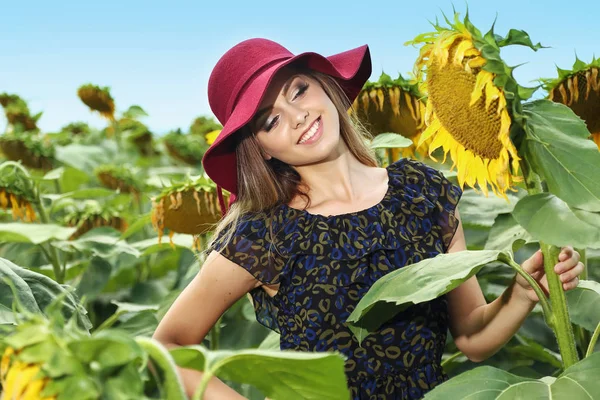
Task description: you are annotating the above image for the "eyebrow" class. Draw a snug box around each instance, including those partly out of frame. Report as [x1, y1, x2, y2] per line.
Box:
[253, 75, 298, 124]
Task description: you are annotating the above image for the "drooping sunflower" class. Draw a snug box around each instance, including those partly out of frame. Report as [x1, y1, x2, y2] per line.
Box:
[77, 83, 116, 120]
[62, 200, 128, 240]
[151, 176, 226, 251]
[95, 164, 145, 201]
[0, 94, 41, 132]
[407, 13, 542, 199]
[543, 57, 600, 149]
[0, 166, 37, 222]
[0, 131, 55, 170]
[351, 72, 429, 160]
[163, 129, 208, 165]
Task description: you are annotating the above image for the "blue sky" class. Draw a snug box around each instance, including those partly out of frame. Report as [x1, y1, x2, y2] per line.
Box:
[1, 0, 598, 135]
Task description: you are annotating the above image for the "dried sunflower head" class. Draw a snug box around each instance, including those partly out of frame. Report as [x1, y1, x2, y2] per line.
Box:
[163, 129, 207, 165]
[543, 57, 600, 149]
[94, 164, 145, 200]
[151, 175, 226, 249]
[77, 83, 115, 120]
[0, 95, 41, 132]
[0, 131, 55, 170]
[407, 12, 542, 199]
[351, 72, 428, 160]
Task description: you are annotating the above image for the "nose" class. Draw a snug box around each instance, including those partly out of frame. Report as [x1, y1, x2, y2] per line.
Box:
[294, 109, 309, 130]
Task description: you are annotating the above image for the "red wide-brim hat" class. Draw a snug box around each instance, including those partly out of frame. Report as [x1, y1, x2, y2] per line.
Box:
[202, 38, 372, 215]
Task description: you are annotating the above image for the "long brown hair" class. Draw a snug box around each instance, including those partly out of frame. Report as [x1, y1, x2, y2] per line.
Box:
[203, 68, 377, 256]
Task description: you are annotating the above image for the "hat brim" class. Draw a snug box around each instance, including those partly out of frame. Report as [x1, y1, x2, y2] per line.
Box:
[203, 44, 372, 195]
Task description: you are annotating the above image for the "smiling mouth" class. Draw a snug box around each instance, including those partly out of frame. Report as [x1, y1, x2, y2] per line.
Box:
[297, 117, 322, 144]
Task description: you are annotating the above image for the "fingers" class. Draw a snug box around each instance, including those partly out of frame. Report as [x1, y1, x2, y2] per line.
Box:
[558, 246, 579, 263]
[559, 261, 584, 284]
[563, 276, 579, 291]
[555, 247, 580, 273]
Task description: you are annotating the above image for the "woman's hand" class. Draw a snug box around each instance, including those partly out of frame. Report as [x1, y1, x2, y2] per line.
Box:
[515, 246, 584, 303]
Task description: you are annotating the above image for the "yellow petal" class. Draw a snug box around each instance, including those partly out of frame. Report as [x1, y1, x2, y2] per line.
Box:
[453, 39, 474, 66]
[377, 89, 384, 112]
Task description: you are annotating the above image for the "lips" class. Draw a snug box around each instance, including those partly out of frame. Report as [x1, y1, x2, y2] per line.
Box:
[297, 116, 321, 144]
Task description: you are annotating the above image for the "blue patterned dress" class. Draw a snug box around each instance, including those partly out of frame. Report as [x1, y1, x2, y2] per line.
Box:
[212, 158, 463, 399]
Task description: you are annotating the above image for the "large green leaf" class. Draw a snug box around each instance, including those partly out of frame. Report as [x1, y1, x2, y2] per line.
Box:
[523, 100, 600, 212]
[0, 223, 76, 244]
[54, 142, 116, 175]
[369, 133, 413, 149]
[423, 352, 600, 399]
[0, 257, 91, 330]
[566, 280, 600, 333]
[76, 257, 112, 300]
[456, 189, 524, 228]
[171, 345, 349, 400]
[52, 227, 141, 258]
[346, 250, 507, 342]
[484, 213, 534, 254]
[512, 193, 600, 249]
[130, 233, 194, 257]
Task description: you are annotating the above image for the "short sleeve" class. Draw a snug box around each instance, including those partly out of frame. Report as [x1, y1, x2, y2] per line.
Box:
[405, 159, 463, 253]
[209, 212, 286, 332]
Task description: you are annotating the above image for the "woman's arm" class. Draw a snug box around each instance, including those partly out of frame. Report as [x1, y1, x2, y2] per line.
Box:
[444, 208, 582, 362]
[153, 250, 261, 399]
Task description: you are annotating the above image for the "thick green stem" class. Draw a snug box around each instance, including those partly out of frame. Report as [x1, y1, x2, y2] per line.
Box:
[574, 247, 590, 356]
[34, 198, 64, 283]
[503, 256, 553, 323]
[136, 337, 187, 400]
[209, 317, 221, 350]
[193, 369, 214, 400]
[586, 321, 600, 358]
[520, 158, 579, 368]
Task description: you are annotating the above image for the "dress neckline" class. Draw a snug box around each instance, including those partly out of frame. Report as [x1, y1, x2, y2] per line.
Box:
[279, 162, 396, 220]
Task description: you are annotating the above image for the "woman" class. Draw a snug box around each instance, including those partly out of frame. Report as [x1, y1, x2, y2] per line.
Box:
[153, 38, 584, 399]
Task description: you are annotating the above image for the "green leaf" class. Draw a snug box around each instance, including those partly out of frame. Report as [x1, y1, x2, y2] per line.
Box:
[171, 345, 349, 400]
[76, 257, 112, 300]
[523, 100, 600, 212]
[42, 167, 65, 181]
[346, 250, 507, 342]
[484, 213, 534, 255]
[120, 212, 151, 240]
[52, 227, 141, 258]
[258, 331, 281, 351]
[512, 193, 600, 249]
[458, 189, 524, 228]
[423, 352, 600, 399]
[0, 223, 76, 244]
[496, 29, 545, 51]
[68, 330, 145, 370]
[0, 257, 91, 330]
[369, 133, 413, 149]
[121, 105, 148, 120]
[566, 280, 600, 333]
[130, 234, 195, 257]
[54, 142, 116, 175]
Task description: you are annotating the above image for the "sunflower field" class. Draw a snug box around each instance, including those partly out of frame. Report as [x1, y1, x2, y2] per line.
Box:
[1, 10, 600, 400]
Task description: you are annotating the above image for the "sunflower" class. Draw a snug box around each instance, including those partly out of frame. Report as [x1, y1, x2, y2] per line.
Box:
[95, 164, 145, 201]
[77, 83, 115, 120]
[543, 57, 600, 149]
[0, 187, 36, 222]
[0, 95, 40, 132]
[351, 72, 429, 161]
[163, 129, 207, 165]
[407, 13, 542, 199]
[0, 131, 55, 170]
[190, 116, 222, 136]
[1, 347, 55, 400]
[151, 177, 225, 250]
[205, 129, 221, 145]
[63, 200, 128, 240]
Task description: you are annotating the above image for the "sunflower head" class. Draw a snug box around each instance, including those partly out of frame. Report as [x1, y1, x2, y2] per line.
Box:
[0, 131, 55, 170]
[0, 164, 37, 222]
[151, 176, 226, 249]
[350, 72, 429, 160]
[1, 96, 41, 132]
[62, 200, 128, 240]
[77, 83, 115, 120]
[407, 11, 543, 199]
[163, 129, 207, 165]
[94, 164, 144, 199]
[61, 121, 91, 136]
[543, 57, 600, 149]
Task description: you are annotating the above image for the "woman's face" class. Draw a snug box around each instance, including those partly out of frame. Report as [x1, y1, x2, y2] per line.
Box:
[250, 68, 340, 166]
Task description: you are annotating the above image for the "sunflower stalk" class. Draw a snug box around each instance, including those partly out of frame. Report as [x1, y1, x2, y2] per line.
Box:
[520, 157, 579, 368]
[586, 321, 600, 358]
[111, 118, 122, 151]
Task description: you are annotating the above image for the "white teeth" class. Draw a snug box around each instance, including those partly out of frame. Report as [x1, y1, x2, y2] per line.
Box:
[298, 118, 320, 144]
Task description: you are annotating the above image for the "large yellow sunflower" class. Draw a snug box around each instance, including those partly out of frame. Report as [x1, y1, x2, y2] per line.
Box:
[407, 13, 542, 199]
[350, 72, 429, 160]
[544, 57, 600, 149]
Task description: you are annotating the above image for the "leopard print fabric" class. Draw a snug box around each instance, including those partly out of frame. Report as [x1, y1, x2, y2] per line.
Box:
[212, 158, 463, 399]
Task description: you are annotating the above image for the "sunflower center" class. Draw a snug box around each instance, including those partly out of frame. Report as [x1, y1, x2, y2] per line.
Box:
[427, 58, 504, 160]
[553, 69, 600, 135]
